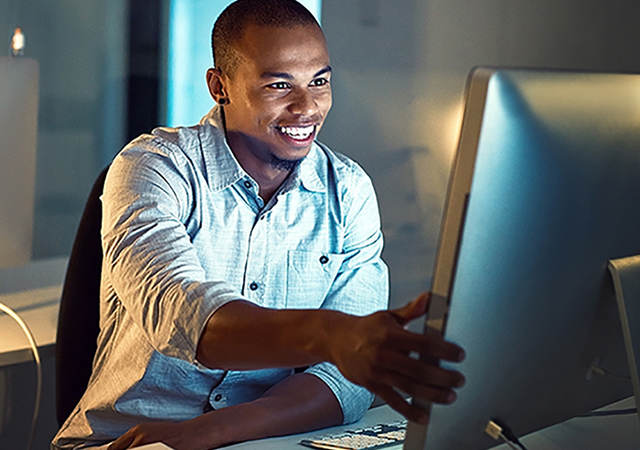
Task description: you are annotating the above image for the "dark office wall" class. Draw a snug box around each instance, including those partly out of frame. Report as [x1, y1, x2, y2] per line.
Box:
[127, 0, 162, 142]
[0, 2, 159, 446]
[0, 0, 162, 262]
[1, 3, 127, 445]
[0, 0, 129, 260]
[320, 0, 640, 309]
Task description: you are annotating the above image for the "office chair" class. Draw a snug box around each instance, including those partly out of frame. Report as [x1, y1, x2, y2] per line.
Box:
[55, 166, 109, 427]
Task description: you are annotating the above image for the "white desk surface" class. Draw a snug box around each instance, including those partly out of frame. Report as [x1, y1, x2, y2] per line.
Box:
[0, 286, 61, 366]
[0, 257, 67, 366]
[134, 397, 639, 450]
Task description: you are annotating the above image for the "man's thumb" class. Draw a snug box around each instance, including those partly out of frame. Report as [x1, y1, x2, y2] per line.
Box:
[390, 292, 430, 325]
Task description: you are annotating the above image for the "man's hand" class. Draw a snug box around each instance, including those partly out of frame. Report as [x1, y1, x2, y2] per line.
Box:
[330, 292, 465, 424]
[108, 420, 210, 450]
[195, 291, 463, 425]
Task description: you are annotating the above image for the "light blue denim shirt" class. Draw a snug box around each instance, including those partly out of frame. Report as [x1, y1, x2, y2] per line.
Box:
[52, 107, 389, 448]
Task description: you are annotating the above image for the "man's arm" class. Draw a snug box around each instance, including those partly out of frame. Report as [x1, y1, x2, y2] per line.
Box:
[110, 294, 464, 450]
[102, 146, 250, 363]
[197, 292, 464, 423]
[109, 373, 342, 450]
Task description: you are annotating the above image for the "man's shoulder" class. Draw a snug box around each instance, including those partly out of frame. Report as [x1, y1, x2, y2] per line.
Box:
[119, 124, 203, 163]
[111, 122, 218, 182]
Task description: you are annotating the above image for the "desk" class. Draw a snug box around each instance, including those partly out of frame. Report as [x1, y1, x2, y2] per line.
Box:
[135, 397, 639, 450]
[2, 257, 638, 449]
[0, 257, 67, 366]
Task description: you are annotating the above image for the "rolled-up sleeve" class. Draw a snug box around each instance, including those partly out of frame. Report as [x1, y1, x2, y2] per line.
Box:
[101, 138, 246, 363]
[305, 167, 389, 424]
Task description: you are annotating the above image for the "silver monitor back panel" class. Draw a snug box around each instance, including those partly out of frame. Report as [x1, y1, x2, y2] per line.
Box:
[406, 68, 640, 449]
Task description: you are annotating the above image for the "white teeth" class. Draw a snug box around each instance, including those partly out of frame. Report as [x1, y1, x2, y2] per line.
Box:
[279, 125, 314, 139]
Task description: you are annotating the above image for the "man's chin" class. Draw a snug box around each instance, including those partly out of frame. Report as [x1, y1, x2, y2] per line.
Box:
[269, 154, 304, 172]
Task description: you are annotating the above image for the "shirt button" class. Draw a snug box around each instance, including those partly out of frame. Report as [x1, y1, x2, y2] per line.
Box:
[244, 180, 252, 189]
[249, 282, 259, 291]
[214, 394, 223, 402]
[319, 255, 329, 264]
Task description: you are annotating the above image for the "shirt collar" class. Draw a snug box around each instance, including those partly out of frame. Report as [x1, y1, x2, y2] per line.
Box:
[198, 106, 326, 194]
[198, 107, 246, 191]
[290, 144, 325, 193]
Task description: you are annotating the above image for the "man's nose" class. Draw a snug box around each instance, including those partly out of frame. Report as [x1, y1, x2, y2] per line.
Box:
[287, 88, 318, 117]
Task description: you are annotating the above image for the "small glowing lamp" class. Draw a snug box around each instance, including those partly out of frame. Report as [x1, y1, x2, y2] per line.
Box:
[11, 27, 25, 56]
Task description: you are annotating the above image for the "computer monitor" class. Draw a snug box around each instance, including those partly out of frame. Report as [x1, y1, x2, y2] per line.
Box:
[404, 68, 640, 449]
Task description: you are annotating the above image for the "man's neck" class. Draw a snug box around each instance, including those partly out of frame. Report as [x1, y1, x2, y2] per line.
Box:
[225, 132, 291, 204]
[252, 168, 289, 204]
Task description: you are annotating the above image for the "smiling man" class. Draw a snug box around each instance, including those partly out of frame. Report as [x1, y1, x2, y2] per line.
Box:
[52, 1, 465, 449]
[209, 16, 332, 202]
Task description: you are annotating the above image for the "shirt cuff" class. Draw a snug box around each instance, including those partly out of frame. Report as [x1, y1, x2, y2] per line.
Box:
[304, 362, 374, 424]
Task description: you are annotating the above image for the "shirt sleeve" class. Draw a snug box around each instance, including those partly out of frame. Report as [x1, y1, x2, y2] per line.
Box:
[305, 166, 389, 424]
[101, 137, 247, 363]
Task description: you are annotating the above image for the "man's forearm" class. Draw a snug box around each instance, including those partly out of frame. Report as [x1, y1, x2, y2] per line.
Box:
[196, 300, 349, 370]
[111, 295, 465, 450]
[195, 294, 467, 426]
[190, 373, 343, 448]
[108, 373, 344, 450]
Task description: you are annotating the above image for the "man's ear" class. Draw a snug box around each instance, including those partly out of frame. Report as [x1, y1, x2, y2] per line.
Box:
[206, 68, 229, 105]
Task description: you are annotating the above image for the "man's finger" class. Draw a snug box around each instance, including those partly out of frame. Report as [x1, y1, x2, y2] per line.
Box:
[108, 433, 133, 450]
[373, 384, 429, 425]
[377, 369, 457, 405]
[391, 330, 465, 362]
[379, 350, 465, 389]
[389, 292, 430, 325]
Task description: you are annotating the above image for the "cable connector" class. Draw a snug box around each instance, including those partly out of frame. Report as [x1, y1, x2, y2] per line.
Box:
[484, 420, 503, 440]
[486, 418, 527, 450]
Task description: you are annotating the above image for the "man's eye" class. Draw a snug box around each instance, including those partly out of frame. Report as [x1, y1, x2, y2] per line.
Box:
[268, 82, 290, 90]
[310, 78, 329, 87]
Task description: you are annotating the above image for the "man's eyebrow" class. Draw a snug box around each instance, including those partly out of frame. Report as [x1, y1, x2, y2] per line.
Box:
[313, 66, 332, 77]
[260, 65, 332, 80]
[260, 71, 294, 80]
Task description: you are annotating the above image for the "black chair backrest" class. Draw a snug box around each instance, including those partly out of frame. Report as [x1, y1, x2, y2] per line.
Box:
[55, 166, 109, 427]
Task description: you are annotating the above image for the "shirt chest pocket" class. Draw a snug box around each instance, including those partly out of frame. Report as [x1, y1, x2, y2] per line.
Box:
[286, 250, 345, 309]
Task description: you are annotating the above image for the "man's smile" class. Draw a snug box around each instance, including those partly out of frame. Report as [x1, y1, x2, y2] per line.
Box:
[276, 124, 317, 146]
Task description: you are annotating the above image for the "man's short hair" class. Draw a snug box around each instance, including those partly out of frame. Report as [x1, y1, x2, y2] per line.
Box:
[212, 0, 321, 76]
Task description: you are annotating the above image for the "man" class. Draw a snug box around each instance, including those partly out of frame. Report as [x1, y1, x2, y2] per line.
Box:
[52, 1, 464, 448]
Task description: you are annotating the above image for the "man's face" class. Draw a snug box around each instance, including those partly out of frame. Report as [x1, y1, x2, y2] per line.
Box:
[220, 23, 332, 170]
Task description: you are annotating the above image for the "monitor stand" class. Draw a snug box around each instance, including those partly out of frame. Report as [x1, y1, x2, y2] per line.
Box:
[608, 254, 640, 427]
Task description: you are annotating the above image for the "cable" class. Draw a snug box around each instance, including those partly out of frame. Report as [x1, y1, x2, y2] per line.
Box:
[576, 408, 637, 417]
[485, 419, 528, 450]
[0, 301, 42, 450]
[499, 434, 519, 449]
[485, 420, 521, 449]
